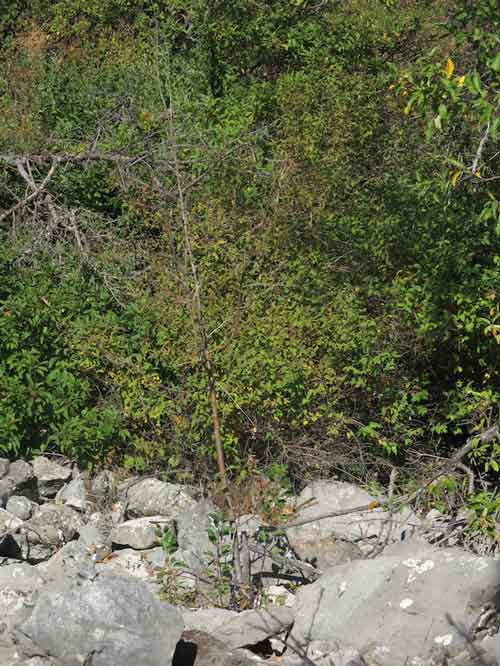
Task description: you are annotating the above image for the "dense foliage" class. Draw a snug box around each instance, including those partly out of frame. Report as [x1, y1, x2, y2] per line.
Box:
[0, 1, 498, 518]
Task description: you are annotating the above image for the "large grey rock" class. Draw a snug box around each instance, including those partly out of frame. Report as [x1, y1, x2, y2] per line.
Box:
[176, 499, 216, 572]
[90, 470, 118, 508]
[78, 511, 114, 548]
[288, 541, 500, 665]
[0, 478, 12, 507]
[0, 644, 22, 666]
[177, 631, 266, 666]
[0, 573, 41, 634]
[21, 505, 83, 562]
[77, 525, 110, 562]
[291, 535, 362, 572]
[183, 608, 238, 635]
[8, 461, 35, 490]
[6, 496, 36, 521]
[111, 516, 174, 550]
[481, 634, 500, 665]
[0, 509, 24, 557]
[36, 541, 97, 581]
[286, 480, 419, 555]
[55, 478, 88, 512]
[32, 457, 71, 499]
[213, 606, 295, 648]
[0, 508, 24, 532]
[124, 478, 197, 518]
[15, 574, 183, 666]
[1, 461, 37, 504]
[184, 606, 294, 649]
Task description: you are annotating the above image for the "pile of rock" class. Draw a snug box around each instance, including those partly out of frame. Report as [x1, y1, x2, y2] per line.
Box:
[0, 457, 498, 666]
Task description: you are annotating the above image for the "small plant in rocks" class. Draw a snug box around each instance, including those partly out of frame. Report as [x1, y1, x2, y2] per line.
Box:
[155, 526, 196, 606]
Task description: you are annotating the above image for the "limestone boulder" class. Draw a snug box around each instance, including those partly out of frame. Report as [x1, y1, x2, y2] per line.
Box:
[110, 516, 174, 550]
[124, 478, 197, 519]
[288, 540, 500, 665]
[33, 457, 72, 499]
[286, 480, 419, 556]
[14, 574, 183, 666]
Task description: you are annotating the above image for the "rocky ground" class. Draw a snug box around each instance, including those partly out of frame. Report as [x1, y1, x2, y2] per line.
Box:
[0, 456, 499, 666]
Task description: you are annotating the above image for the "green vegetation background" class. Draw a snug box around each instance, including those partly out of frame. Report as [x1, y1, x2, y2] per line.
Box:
[0, 0, 499, 523]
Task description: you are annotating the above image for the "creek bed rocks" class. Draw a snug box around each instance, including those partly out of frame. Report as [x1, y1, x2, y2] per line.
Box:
[0, 456, 498, 666]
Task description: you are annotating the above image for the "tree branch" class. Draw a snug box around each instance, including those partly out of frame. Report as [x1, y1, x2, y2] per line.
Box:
[0, 157, 60, 224]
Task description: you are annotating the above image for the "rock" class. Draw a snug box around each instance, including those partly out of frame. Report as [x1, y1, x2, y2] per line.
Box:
[0, 508, 24, 532]
[21, 505, 83, 562]
[37, 541, 97, 581]
[291, 535, 362, 571]
[286, 480, 419, 555]
[234, 514, 264, 537]
[15, 574, 184, 666]
[111, 516, 174, 550]
[77, 522, 109, 553]
[288, 541, 500, 665]
[281, 641, 363, 666]
[176, 498, 216, 572]
[0, 573, 41, 634]
[480, 634, 500, 665]
[0, 479, 12, 507]
[90, 469, 118, 506]
[213, 606, 295, 649]
[184, 606, 295, 650]
[175, 631, 266, 666]
[55, 478, 88, 511]
[264, 584, 296, 607]
[124, 478, 197, 519]
[0, 644, 23, 666]
[3, 461, 37, 502]
[32, 457, 71, 499]
[0, 509, 24, 557]
[8, 461, 35, 490]
[6, 497, 36, 521]
[0, 562, 41, 579]
[96, 547, 164, 582]
[183, 608, 238, 635]
[79, 510, 114, 547]
[0, 458, 10, 478]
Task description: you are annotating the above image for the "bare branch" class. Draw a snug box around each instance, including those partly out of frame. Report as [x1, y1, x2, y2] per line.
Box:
[0, 157, 60, 224]
[470, 121, 491, 175]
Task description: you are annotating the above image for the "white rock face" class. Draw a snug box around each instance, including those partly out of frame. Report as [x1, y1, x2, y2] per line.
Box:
[55, 478, 88, 511]
[124, 478, 197, 518]
[110, 516, 174, 550]
[289, 541, 500, 665]
[6, 495, 36, 521]
[33, 457, 72, 499]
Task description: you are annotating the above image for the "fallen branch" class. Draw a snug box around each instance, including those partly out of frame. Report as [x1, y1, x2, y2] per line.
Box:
[270, 427, 499, 532]
[0, 157, 60, 223]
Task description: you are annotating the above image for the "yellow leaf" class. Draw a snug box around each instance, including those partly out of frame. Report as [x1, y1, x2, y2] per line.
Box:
[457, 75, 465, 87]
[444, 58, 455, 79]
[451, 170, 461, 187]
[475, 170, 481, 178]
